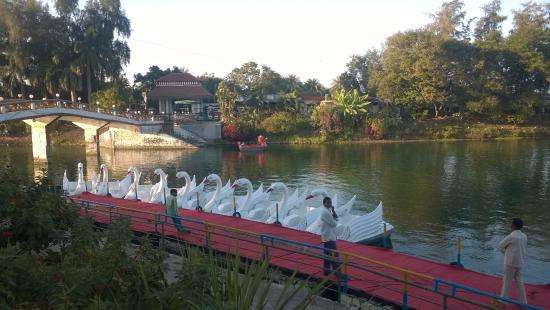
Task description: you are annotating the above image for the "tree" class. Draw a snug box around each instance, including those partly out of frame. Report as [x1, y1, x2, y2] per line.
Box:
[0, 0, 132, 102]
[301, 79, 326, 96]
[133, 65, 175, 94]
[91, 79, 133, 110]
[0, 0, 54, 97]
[76, 0, 131, 104]
[216, 80, 239, 122]
[375, 30, 452, 118]
[198, 72, 222, 96]
[474, 0, 507, 44]
[428, 0, 473, 41]
[507, 2, 549, 81]
[333, 50, 380, 95]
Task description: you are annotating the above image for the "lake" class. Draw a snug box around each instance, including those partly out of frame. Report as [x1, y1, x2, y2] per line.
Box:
[1, 139, 549, 284]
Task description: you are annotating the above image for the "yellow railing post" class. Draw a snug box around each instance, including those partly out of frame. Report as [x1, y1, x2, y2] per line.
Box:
[343, 253, 349, 276]
[451, 236, 464, 267]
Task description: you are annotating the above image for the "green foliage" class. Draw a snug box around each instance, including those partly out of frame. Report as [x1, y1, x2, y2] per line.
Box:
[333, 50, 380, 95]
[365, 108, 404, 140]
[0, 0, 131, 102]
[133, 65, 177, 94]
[0, 166, 324, 309]
[91, 80, 133, 110]
[0, 166, 76, 250]
[312, 102, 344, 135]
[332, 89, 369, 119]
[216, 80, 239, 122]
[260, 112, 310, 135]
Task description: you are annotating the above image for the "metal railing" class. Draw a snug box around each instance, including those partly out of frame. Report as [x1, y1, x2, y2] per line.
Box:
[0, 99, 219, 123]
[66, 196, 542, 310]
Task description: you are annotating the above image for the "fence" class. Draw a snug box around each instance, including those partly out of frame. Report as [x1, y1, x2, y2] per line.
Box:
[67, 196, 541, 310]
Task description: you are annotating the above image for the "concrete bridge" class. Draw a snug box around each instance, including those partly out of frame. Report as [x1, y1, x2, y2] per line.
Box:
[0, 99, 204, 160]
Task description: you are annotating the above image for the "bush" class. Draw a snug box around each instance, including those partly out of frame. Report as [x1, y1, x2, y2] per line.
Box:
[366, 111, 404, 140]
[0, 167, 77, 250]
[0, 166, 324, 308]
[311, 103, 344, 134]
[222, 119, 259, 142]
[260, 112, 309, 135]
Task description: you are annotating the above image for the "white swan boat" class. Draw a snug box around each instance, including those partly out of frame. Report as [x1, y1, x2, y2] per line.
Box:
[303, 189, 393, 245]
[62, 164, 394, 246]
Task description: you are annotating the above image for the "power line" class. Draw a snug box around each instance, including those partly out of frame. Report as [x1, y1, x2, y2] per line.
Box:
[130, 37, 228, 62]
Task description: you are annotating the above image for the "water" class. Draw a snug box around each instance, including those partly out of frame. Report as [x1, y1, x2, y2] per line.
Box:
[1, 140, 549, 284]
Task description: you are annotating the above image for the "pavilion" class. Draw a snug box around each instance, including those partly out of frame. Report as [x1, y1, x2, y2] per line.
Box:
[147, 72, 218, 119]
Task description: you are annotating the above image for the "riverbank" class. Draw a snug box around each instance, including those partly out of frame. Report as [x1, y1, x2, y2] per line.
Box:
[266, 122, 550, 144]
[2, 121, 549, 147]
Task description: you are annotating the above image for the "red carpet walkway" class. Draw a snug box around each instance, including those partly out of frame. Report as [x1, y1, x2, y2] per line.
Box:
[73, 193, 549, 310]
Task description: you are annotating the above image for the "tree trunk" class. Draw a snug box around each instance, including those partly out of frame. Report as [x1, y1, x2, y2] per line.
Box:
[434, 104, 440, 118]
[70, 89, 76, 102]
[86, 61, 92, 104]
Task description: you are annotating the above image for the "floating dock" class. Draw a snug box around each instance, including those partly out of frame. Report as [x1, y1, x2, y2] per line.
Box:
[72, 193, 549, 309]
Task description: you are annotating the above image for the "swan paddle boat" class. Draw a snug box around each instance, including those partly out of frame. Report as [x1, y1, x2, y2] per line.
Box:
[62, 164, 393, 246]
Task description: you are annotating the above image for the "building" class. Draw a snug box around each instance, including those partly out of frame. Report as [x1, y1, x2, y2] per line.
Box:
[147, 72, 218, 120]
[300, 95, 325, 114]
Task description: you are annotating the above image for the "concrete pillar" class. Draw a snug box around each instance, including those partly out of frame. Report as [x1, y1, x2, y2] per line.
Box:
[159, 100, 165, 114]
[83, 127, 99, 154]
[167, 100, 173, 114]
[23, 120, 49, 160]
[72, 122, 100, 155]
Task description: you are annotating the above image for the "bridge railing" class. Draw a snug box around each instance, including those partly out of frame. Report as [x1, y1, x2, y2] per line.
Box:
[64, 196, 542, 310]
[0, 99, 168, 123]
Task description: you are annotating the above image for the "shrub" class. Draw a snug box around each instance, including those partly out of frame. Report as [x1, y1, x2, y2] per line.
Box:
[366, 111, 404, 140]
[0, 166, 325, 308]
[222, 120, 259, 142]
[0, 167, 77, 250]
[312, 103, 344, 134]
[260, 112, 309, 135]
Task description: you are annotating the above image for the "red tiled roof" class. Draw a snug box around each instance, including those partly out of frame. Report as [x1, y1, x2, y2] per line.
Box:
[156, 72, 201, 83]
[148, 72, 213, 100]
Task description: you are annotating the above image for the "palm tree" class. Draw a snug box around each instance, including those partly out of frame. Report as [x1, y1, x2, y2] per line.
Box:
[302, 78, 326, 96]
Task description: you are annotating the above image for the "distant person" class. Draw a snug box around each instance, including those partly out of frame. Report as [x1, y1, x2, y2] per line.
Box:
[499, 218, 527, 304]
[166, 189, 189, 234]
[320, 197, 340, 276]
[257, 135, 266, 146]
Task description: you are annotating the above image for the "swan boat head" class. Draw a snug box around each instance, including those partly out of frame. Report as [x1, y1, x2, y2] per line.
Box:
[305, 188, 330, 200]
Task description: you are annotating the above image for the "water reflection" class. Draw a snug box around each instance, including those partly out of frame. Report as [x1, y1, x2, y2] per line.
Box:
[1, 140, 548, 283]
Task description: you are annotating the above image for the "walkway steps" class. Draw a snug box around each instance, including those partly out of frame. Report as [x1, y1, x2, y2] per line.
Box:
[72, 193, 550, 310]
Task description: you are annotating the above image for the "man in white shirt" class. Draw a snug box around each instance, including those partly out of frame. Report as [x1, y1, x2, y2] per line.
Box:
[320, 197, 340, 276]
[499, 218, 528, 304]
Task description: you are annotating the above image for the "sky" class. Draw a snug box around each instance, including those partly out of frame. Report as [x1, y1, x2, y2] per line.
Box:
[121, 0, 525, 86]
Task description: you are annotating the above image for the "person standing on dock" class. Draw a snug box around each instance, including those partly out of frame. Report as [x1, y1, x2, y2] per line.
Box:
[166, 189, 189, 234]
[320, 197, 340, 276]
[499, 218, 527, 304]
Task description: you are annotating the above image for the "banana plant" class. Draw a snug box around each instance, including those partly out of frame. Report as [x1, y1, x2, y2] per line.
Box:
[332, 89, 370, 119]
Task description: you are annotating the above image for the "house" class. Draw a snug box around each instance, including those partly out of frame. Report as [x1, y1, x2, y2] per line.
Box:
[147, 72, 219, 120]
[300, 95, 325, 114]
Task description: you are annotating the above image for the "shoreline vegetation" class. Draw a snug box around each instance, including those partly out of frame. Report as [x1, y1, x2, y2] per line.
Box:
[2, 120, 549, 147]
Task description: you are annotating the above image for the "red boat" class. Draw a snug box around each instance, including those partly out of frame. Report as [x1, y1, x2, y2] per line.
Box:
[237, 135, 267, 152]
